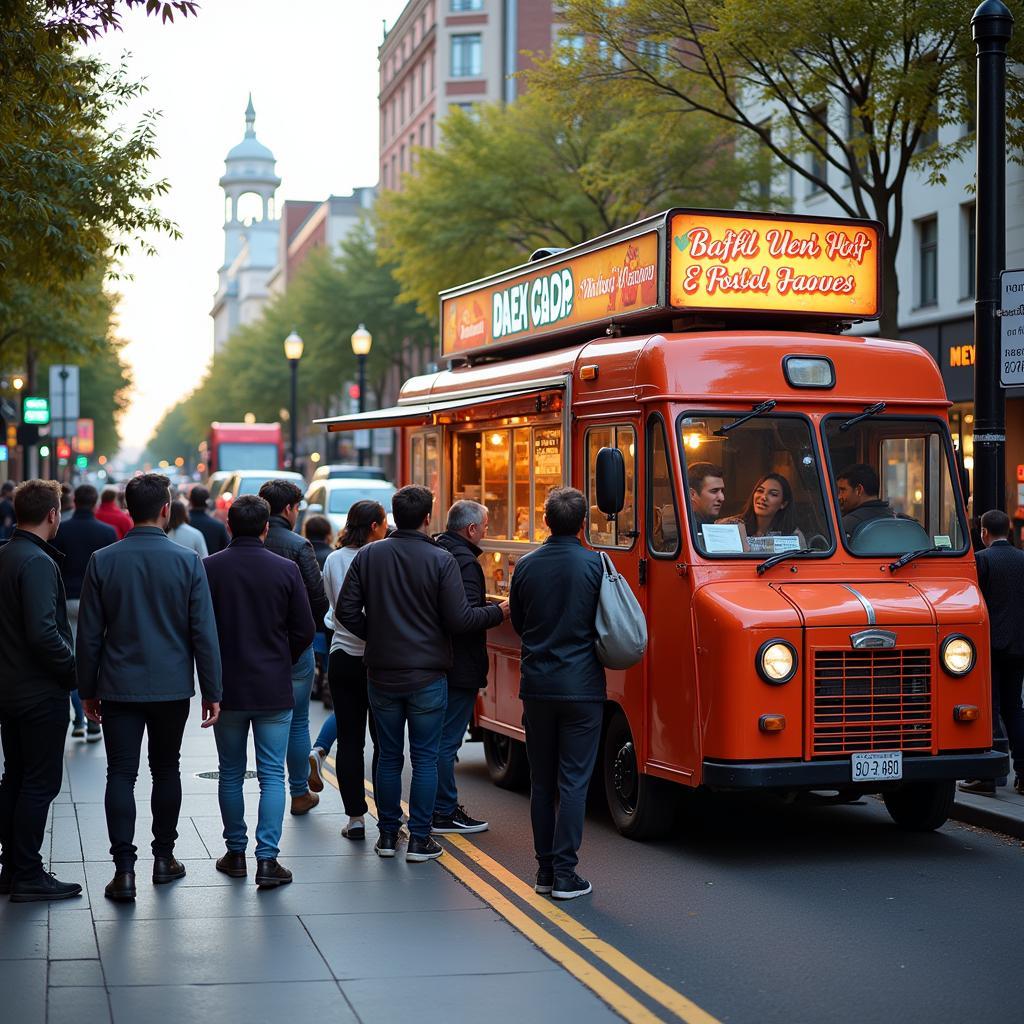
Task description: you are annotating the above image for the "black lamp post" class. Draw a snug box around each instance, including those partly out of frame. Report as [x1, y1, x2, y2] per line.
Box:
[351, 323, 372, 467]
[283, 330, 304, 469]
[971, 0, 1013, 516]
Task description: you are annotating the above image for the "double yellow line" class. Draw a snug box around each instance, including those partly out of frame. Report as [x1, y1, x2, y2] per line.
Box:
[320, 757, 720, 1024]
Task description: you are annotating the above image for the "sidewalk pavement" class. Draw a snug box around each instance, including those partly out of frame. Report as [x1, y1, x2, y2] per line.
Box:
[952, 774, 1024, 839]
[0, 702, 623, 1024]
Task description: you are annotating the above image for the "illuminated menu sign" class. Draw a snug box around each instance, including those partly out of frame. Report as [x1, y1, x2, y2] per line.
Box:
[441, 232, 661, 357]
[668, 212, 880, 318]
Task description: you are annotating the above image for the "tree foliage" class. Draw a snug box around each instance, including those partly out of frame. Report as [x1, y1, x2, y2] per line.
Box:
[533, 0, 1024, 335]
[376, 85, 763, 317]
[147, 222, 435, 462]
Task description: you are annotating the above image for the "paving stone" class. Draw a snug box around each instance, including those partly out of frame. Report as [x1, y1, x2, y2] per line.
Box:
[79, 817, 210, 862]
[48, 908, 99, 960]
[97, 915, 332, 986]
[0, 959, 46, 1023]
[0, 918, 47, 959]
[341, 970, 626, 1023]
[48, 958, 106, 986]
[47, 985, 112, 1024]
[49, 814, 83, 862]
[108, 981, 357, 1024]
[302, 908, 561, 980]
[190, 813, 374, 858]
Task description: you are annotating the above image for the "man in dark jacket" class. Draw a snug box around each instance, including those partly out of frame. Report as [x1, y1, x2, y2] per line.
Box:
[432, 500, 505, 834]
[188, 486, 228, 555]
[77, 473, 222, 903]
[0, 480, 82, 903]
[338, 485, 507, 862]
[510, 487, 604, 902]
[259, 479, 329, 815]
[204, 495, 315, 888]
[836, 464, 895, 545]
[960, 509, 1024, 795]
[51, 483, 117, 742]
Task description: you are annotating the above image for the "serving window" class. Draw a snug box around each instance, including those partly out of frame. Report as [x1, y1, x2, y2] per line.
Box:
[585, 424, 637, 549]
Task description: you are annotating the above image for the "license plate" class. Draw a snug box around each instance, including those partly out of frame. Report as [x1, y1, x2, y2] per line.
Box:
[851, 751, 903, 781]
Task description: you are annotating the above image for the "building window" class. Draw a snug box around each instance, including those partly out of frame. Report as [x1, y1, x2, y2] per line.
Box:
[451, 33, 482, 77]
[451, 0, 482, 9]
[962, 203, 976, 300]
[430, 113, 436, 147]
[917, 216, 938, 307]
[559, 33, 585, 65]
[597, 39, 625, 69]
[807, 104, 827, 194]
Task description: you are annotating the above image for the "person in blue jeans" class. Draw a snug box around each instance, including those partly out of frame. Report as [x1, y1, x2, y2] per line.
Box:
[338, 485, 508, 863]
[203, 495, 315, 888]
[258, 480, 329, 817]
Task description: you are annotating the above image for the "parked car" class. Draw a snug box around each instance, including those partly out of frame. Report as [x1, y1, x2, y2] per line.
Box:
[303, 478, 397, 534]
[214, 469, 305, 522]
[312, 463, 387, 481]
[205, 471, 234, 507]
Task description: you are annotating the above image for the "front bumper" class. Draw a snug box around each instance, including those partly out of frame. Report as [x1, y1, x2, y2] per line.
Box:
[702, 750, 1008, 789]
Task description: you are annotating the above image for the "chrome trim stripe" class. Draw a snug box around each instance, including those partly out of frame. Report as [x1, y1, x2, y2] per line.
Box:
[843, 585, 876, 626]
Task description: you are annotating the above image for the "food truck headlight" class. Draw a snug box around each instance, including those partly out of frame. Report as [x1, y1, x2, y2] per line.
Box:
[757, 640, 798, 684]
[941, 635, 975, 676]
[783, 356, 835, 389]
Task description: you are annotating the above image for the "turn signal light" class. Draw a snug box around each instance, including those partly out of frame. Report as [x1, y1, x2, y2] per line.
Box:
[759, 714, 786, 733]
[579, 364, 599, 381]
[954, 704, 980, 722]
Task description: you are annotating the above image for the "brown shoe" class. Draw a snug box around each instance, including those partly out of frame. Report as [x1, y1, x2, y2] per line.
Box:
[307, 748, 325, 793]
[290, 791, 319, 815]
[958, 779, 997, 795]
[216, 851, 247, 878]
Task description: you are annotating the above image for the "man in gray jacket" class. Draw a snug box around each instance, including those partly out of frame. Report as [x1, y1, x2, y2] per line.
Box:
[77, 474, 222, 903]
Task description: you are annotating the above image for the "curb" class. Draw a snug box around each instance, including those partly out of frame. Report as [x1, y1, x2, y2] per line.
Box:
[951, 796, 1024, 839]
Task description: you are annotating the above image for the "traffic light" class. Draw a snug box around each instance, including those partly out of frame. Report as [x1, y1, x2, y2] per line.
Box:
[345, 382, 360, 414]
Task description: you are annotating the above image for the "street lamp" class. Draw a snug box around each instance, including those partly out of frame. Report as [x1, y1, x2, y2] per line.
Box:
[284, 330, 304, 469]
[351, 323, 372, 466]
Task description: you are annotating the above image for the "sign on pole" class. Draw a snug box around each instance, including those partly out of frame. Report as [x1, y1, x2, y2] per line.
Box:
[1000, 269, 1024, 386]
[23, 396, 50, 425]
[74, 418, 95, 455]
[372, 429, 394, 455]
[48, 364, 80, 439]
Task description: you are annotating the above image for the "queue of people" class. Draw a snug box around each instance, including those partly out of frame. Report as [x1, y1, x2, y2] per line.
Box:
[0, 473, 610, 905]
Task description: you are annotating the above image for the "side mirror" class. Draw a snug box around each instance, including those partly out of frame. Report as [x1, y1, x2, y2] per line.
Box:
[595, 447, 626, 519]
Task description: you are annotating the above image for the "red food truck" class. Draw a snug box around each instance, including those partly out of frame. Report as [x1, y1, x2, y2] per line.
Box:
[206, 422, 284, 475]
[319, 209, 1005, 838]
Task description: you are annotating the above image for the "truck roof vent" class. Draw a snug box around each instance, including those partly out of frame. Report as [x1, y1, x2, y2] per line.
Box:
[529, 246, 566, 262]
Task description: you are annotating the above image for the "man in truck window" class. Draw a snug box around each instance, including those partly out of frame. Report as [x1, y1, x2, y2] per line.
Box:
[687, 463, 726, 529]
[836, 464, 895, 543]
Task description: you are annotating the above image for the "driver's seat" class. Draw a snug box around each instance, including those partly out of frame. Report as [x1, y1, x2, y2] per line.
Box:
[850, 515, 931, 555]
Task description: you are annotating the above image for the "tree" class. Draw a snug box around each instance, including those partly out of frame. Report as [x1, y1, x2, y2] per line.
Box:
[533, 0, 1024, 336]
[376, 85, 761, 318]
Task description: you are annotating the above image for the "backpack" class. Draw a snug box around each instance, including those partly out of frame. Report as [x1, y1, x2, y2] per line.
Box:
[594, 552, 648, 669]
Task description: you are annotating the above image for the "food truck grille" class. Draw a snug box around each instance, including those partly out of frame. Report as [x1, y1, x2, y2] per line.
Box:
[811, 649, 932, 756]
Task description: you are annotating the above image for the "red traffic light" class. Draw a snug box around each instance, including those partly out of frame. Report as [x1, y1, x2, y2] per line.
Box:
[347, 384, 360, 400]
[56, 440, 72, 460]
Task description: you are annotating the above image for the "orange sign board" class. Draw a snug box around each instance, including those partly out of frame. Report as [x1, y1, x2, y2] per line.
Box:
[442, 232, 661, 357]
[668, 212, 880, 319]
[74, 417, 94, 455]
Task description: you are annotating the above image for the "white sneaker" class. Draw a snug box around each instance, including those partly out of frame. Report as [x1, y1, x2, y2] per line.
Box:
[308, 747, 326, 793]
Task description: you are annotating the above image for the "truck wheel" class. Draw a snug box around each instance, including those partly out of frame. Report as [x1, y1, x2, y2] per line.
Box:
[603, 710, 677, 840]
[483, 730, 530, 791]
[882, 780, 956, 831]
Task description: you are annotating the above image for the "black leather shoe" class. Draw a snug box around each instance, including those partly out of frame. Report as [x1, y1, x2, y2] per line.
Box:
[104, 871, 137, 902]
[152, 857, 186, 884]
[255, 859, 292, 889]
[216, 851, 247, 878]
[10, 872, 82, 903]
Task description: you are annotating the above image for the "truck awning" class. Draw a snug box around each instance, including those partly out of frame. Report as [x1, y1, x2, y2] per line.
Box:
[315, 380, 566, 432]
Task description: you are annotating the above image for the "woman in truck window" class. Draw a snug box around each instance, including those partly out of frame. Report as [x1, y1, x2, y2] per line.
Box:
[720, 473, 805, 544]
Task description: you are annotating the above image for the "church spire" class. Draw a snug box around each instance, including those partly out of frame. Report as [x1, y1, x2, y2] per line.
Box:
[245, 93, 256, 138]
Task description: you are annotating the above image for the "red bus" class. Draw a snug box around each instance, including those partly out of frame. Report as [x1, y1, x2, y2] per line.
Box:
[207, 422, 284, 475]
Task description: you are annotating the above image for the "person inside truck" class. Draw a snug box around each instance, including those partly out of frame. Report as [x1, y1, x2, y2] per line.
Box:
[836, 463, 896, 543]
[718, 473, 805, 546]
[687, 463, 726, 529]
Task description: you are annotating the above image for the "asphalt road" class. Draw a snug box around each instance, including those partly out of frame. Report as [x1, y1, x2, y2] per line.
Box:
[308, 703, 1022, 1024]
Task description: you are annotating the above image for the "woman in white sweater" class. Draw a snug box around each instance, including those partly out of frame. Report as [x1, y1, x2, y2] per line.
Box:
[316, 500, 388, 839]
[165, 499, 208, 558]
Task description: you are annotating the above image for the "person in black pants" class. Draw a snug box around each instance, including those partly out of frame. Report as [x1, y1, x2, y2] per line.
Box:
[510, 487, 605, 901]
[320, 501, 387, 839]
[960, 509, 1024, 795]
[0, 480, 82, 903]
[76, 474, 222, 902]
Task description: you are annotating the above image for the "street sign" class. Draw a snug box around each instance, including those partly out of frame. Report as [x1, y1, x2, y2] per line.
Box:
[353, 429, 371, 451]
[49, 364, 80, 437]
[23, 396, 49, 425]
[75, 418, 94, 454]
[372, 428, 394, 455]
[999, 269, 1024, 386]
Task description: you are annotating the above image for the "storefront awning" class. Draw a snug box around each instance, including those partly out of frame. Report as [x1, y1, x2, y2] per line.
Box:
[315, 381, 565, 432]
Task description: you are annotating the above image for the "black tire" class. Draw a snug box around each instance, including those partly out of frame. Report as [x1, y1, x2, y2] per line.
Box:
[603, 710, 678, 839]
[483, 730, 530, 791]
[882, 780, 956, 831]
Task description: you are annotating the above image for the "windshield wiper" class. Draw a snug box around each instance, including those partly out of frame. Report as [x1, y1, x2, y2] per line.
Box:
[840, 401, 886, 432]
[756, 547, 815, 576]
[888, 546, 945, 572]
[714, 399, 777, 436]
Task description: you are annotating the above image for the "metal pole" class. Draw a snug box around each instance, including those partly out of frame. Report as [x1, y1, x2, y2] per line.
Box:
[289, 359, 298, 469]
[972, 0, 1014, 516]
[358, 353, 367, 467]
